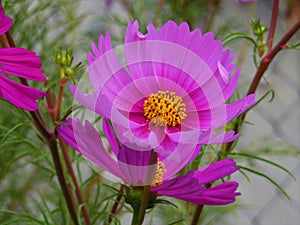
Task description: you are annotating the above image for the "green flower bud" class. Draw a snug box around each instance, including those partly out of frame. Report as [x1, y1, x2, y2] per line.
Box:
[250, 19, 268, 37]
[54, 49, 73, 67]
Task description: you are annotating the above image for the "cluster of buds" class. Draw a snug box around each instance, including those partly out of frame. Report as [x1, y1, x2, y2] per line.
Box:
[250, 19, 269, 57]
[54, 48, 82, 78]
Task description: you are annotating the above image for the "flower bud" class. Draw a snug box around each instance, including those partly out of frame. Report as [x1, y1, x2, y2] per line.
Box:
[54, 49, 73, 67]
[250, 19, 268, 37]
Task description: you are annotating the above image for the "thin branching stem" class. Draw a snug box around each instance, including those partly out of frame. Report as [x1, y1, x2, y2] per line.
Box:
[48, 137, 79, 225]
[0, 34, 9, 48]
[190, 205, 204, 225]
[267, 0, 279, 51]
[58, 136, 92, 225]
[225, 13, 300, 153]
[56, 77, 66, 121]
[4, 28, 80, 225]
[106, 185, 124, 225]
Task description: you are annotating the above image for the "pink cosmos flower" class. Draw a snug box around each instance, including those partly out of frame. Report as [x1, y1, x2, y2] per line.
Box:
[71, 20, 255, 155]
[57, 119, 240, 205]
[0, 2, 46, 111]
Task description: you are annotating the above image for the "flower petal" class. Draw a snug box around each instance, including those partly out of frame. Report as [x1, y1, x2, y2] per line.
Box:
[60, 119, 124, 179]
[152, 159, 240, 205]
[0, 3, 13, 35]
[103, 118, 119, 156]
[0, 48, 46, 81]
[0, 73, 45, 111]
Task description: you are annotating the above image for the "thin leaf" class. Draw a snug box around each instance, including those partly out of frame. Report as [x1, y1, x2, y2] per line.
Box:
[222, 32, 258, 47]
[237, 165, 291, 200]
[229, 152, 295, 181]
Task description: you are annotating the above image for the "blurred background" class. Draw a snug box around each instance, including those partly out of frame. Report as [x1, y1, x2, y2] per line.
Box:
[0, 0, 299, 224]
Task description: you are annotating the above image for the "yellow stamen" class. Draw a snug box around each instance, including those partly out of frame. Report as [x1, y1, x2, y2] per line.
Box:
[151, 158, 167, 187]
[143, 91, 187, 127]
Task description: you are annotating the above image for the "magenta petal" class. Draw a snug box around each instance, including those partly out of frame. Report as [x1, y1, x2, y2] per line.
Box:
[116, 144, 160, 186]
[197, 94, 256, 129]
[71, 119, 124, 179]
[0, 3, 13, 35]
[192, 158, 238, 184]
[152, 177, 239, 205]
[103, 119, 119, 156]
[185, 182, 240, 205]
[87, 33, 129, 91]
[70, 85, 115, 119]
[0, 73, 45, 111]
[56, 119, 80, 151]
[0, 48, 46, 81]
[167, 129, 239, 145]
[152, 159, 239, 205]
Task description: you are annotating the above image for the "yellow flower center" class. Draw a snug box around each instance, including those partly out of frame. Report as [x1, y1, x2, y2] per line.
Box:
[151, 158, 167, 187]
[143, 91, 187, 127]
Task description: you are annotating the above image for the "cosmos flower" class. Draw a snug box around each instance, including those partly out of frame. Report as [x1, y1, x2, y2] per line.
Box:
[0, 2, 46, 111]
[57, 119, 240, 205]
[71, 20, 256, 155]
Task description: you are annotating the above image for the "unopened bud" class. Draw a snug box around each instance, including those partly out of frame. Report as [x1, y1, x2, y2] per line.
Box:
[54, 49, 73, 67]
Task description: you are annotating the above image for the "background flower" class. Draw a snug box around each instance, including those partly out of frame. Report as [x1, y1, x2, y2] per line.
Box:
[0, 3, 46, 111]
[0, 2, 13, 35]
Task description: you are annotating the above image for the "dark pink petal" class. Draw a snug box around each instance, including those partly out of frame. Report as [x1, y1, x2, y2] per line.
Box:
[153, 176, 241, 205]
[117, 145, 156, 186]
[166, 129, 239, 145]
[0, 3, 13, 35]
[0, 48, 46, 81]
[151, 159, 240, 205]
[56, 119, 80, 151]
[161, 142, 201, 180]
[103, 118, 119, 156]
[66, 119, 124, 179]
[196, 94, 256, 129]
[192, 158, 238, 184]
[87, 33, 129, 91]
[70, 85, 114, 119]
[0, 73, 45, 111]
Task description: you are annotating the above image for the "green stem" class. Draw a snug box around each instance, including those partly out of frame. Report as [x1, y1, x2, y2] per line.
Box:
[132, 151, 157, 225]
[136, 185, 151, 225]
[131, 206, 140, 225]
[190, 183, 211, 225]
[190, 205, 204, 225]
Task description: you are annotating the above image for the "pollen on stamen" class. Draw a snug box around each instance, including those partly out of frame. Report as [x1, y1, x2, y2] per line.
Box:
[143, 91, 187, 127]
[151, 158, 167, 187]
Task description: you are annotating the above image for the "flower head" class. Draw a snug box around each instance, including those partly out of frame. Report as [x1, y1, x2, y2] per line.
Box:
[57, 119, 240, 205]
[0, 4, 46, 111]
[72, 20, 256, 156]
